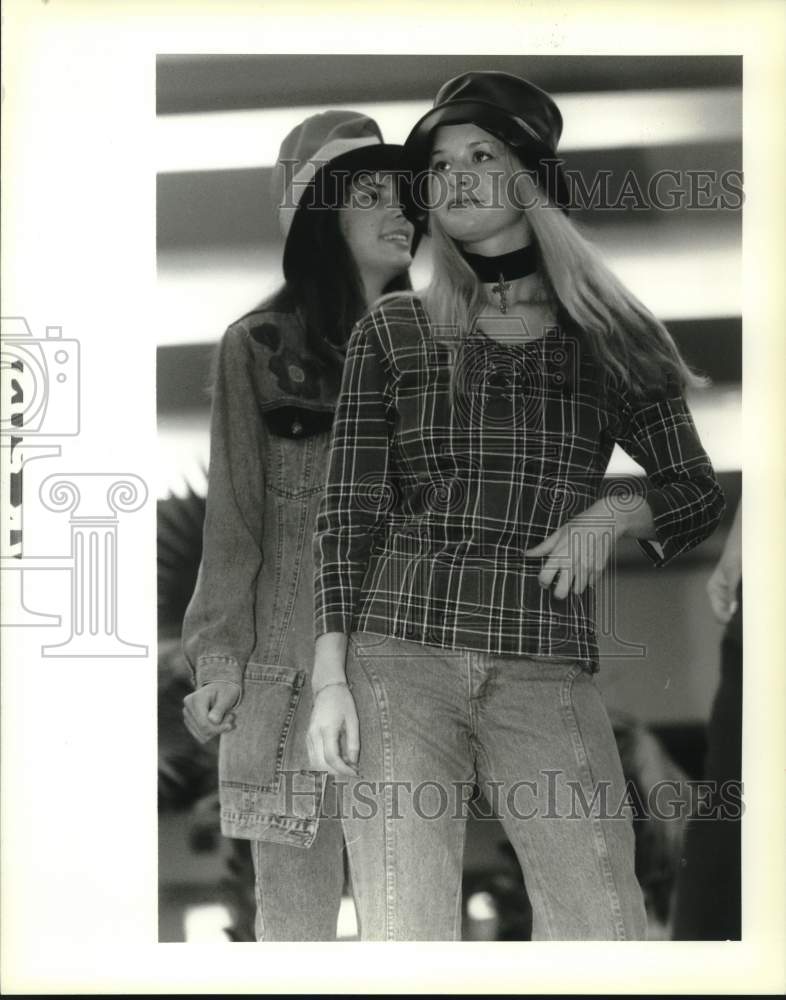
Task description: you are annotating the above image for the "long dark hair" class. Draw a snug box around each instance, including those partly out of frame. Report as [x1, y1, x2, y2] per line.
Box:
[261, 174, 412, 369]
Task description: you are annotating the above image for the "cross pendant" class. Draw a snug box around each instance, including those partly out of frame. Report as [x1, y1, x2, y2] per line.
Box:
[492, 274, 510, 314]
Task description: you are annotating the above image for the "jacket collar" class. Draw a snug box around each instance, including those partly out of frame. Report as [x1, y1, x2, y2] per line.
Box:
[241, 308, 343, 413]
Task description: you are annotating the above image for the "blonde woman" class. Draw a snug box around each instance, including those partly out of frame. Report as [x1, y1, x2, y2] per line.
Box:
[307, 73, 725, 940]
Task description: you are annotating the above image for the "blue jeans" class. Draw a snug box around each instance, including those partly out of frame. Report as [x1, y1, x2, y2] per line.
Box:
[340, 632, 648, 941]
[250, 790, 345, 941]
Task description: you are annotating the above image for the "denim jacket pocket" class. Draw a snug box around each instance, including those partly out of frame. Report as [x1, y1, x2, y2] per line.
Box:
[218, 663, 305, 793]
[261, 410, 333, 501]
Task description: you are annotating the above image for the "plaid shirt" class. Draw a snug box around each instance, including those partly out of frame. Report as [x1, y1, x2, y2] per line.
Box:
[313, 294, 724, 668]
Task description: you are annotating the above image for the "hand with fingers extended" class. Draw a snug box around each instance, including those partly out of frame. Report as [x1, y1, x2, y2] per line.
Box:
[182, 680, 241, 744]
[306, 682, 360, 778]
[525, 497, 639, 599]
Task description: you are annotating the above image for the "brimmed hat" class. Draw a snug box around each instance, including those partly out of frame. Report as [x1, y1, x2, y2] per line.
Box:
[272, 110, 410, 280]
[402, 71, 570, 227]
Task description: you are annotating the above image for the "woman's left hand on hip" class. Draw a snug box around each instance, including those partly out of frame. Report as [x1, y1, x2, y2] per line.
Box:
[525, 500, 620, 599]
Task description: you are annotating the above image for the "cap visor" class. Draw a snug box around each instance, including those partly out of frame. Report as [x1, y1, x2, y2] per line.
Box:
[322, 142, 407, 177]
[404, 99, 545, 167]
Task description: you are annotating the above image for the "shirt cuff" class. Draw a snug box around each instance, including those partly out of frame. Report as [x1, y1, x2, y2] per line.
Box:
[194, 654, 244, 705]
[637, 537, 666, 567]
[637, 486, 709, 568]
[314, 609, 354, 640]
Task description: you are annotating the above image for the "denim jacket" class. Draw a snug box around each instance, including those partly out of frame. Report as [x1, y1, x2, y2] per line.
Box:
[182, 307, 341, 844]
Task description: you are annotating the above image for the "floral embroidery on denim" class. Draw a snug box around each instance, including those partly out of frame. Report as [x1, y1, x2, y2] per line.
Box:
[269, 347, 321, 397]
[249, 322, 281, 351]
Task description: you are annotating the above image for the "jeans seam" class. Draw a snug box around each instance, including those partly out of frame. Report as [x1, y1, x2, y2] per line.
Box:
[269, 500, 309, 661]
[560, 664, 627, 940]
[473, 740, 556, 940]
[352, 649, 397, 941]
[251, 839, 266, 942]
[473, 650, 563, 938]
[466, 650, 477, 734]
[453, 808, 468, 940]
[263, 501, 286, 656]
[342, 812, 363, 939]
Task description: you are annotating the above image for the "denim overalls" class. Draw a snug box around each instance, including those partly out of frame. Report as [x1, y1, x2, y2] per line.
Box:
[182, 308, 341, 847]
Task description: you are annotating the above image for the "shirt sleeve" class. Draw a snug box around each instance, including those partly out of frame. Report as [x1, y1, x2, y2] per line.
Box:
[613, 382, 726, 567]
[313, 318, 393, 637]
[181, 324, 265, 694]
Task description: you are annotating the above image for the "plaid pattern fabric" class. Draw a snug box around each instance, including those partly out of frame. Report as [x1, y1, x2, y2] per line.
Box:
[314, 294, 724, 667]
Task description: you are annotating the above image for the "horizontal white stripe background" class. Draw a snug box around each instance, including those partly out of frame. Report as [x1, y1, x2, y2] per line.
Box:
[156, 88, 742, 173]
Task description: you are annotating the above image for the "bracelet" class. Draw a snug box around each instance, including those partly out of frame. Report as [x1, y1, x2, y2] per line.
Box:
[312, 680, 351, 697]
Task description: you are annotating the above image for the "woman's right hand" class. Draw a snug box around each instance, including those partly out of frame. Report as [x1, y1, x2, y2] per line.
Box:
[307, 684, 360, 777]
[182, 681, 241, 744]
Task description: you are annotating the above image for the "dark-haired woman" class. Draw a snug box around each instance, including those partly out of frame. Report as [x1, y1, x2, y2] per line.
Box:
[181, 111, 415, 941]
[308, 73, 725, 940]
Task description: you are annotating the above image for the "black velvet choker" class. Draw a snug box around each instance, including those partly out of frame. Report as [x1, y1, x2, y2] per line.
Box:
[460, 243, 538, 283]
[460, 243, 539, 314]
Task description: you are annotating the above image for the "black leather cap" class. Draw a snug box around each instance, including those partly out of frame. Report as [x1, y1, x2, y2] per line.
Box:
[403, 71, 570, 224]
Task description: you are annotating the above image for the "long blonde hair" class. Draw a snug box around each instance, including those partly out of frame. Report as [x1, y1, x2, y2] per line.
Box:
[420, 155, 707, 399]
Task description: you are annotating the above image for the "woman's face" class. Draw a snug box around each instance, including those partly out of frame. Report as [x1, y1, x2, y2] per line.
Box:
[338, 172, 414, 294]
[428, 123, 530, 252]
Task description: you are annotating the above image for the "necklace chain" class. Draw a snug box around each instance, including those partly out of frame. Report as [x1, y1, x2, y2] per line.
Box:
[487, 275, 551, 311]
[492, 274, 510, 313]
[459, 243, 549, 312]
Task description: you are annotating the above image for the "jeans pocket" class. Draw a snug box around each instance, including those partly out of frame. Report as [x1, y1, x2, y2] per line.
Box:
[218, 663, 305, 793]
[350, 630, 394, 650]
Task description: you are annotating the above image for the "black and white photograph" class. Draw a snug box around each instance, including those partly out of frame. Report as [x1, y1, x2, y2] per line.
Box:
[3, 1, 785, 994]
[157, 51, 745, 945]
